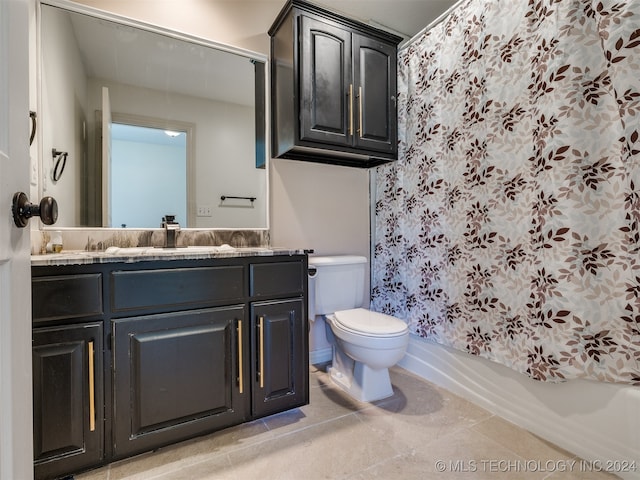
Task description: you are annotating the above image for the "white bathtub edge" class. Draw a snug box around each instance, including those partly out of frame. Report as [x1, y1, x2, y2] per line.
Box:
[398, 335, 640, 480]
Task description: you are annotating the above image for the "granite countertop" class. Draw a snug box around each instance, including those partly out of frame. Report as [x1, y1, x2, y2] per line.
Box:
[31, 245, 306, 266]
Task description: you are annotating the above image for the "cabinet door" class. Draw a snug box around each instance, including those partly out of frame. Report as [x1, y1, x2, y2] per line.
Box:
[33, 323, 103, 480]
[353, 33, 397, 154]
[111, 306, 247, 458]
[251, 299, 308, 418]
[299, 15, 352, 147]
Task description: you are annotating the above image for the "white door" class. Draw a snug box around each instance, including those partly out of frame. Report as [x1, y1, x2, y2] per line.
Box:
[0, 0, 34, 478]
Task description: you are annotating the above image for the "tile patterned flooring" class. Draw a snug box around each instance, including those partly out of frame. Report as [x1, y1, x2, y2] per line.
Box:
[77, 365, 619, 480]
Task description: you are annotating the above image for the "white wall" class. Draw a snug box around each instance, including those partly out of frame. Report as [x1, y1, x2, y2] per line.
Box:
[40, 5, 88, 226]
[269, 158, 370, 257]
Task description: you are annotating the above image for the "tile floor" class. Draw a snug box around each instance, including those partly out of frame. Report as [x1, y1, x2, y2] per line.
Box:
[77, 365, 619, 480]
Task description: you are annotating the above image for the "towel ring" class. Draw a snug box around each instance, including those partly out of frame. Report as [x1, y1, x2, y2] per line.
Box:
[52, 149, 68, 182]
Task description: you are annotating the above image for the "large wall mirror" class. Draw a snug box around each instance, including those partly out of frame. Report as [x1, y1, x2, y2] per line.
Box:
[39, 1, 268, 229]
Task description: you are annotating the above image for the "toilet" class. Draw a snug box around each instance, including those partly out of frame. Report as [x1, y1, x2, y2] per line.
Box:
[308, 255, 409, 402]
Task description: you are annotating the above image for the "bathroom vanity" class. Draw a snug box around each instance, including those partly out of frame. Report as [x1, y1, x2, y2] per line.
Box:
[31, 248, 308, 480]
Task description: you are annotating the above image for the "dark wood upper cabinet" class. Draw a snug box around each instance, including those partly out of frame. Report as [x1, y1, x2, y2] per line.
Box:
[299, 15, 352, 148]
[352, 34, 397, 154]
[269, 0, 401, 168]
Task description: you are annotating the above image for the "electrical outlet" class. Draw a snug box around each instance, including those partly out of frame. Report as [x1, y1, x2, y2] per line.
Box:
[196, 205, 212, 217]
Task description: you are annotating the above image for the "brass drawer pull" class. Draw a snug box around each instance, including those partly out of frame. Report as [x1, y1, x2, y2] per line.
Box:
[88, 340, 96, 432]
[258, 316, 265, 388]
[349, 84, 354, 137]
[358, 86, 363, 138]
[237, 320, 244, 394]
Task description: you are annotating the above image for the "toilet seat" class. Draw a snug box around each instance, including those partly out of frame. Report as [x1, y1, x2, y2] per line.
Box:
[333, 308, 408, 338]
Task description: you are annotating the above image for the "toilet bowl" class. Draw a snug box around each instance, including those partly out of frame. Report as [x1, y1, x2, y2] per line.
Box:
[308, 256, 409, 402]
[326, 308, 409, 402]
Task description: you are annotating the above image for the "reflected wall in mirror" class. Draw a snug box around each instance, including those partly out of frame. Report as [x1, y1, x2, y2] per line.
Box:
[39, 1, 268, 229]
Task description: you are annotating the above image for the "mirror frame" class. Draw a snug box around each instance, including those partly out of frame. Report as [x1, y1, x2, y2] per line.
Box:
[36, 0, 270, 232]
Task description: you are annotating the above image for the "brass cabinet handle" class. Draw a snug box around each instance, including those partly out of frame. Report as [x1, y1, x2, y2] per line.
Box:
[88, 340, 95, 432]
[258, 316, 265, 388]
[358, 86, 363, 138]
[237, 320, 243, 394]
[348, 84, 354, 137]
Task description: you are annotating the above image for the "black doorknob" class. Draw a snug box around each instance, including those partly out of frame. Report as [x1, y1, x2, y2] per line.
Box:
[12, 192, 58, 228]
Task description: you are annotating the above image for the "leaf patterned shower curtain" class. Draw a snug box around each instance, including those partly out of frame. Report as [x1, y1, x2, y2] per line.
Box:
[372, 0, 640, 384]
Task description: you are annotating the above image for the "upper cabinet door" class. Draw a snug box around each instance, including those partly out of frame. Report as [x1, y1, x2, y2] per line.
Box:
[353, 34, 397, 154]
[299, 15, 352, 147]
[269, 0, 401, 168]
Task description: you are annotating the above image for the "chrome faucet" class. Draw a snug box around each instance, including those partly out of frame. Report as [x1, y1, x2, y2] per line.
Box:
[161, 215, 180, 248]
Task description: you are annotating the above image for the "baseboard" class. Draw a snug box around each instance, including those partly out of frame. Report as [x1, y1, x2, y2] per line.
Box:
[309, 347, 332, 365]
[399, 335, 640, 480]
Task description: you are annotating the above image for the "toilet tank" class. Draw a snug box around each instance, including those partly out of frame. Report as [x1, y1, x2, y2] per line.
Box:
[308, 255, 367, 315]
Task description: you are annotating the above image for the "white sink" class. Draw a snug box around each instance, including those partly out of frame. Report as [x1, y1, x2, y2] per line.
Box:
[104, 246, 150, 255]
[104, 245, 236, 255]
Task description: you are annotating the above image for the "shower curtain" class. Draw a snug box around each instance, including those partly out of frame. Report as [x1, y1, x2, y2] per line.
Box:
[372, 0, 640, 384]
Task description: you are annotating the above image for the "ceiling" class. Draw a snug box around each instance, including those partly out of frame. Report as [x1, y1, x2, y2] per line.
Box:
[301, 0, 461, 39]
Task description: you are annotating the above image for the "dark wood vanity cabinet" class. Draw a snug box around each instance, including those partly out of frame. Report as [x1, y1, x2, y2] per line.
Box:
[269, 0, 401, 168]
[31, 254, 308, 479]
[249, 261, 307, 417]
[111, 306, 248, 458]
[32, 323, 104, 480]
[251, 299, 305, 417]
[31, 273, 105, 480]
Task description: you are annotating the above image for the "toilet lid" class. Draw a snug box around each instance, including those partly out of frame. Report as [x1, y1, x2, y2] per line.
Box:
[333, 308, 408, 337]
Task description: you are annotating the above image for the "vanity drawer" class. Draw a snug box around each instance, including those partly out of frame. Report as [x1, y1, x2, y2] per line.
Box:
[32, 274, 103, 323]
[111, 266, 245, 312]
[250, 260, 305, 298]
